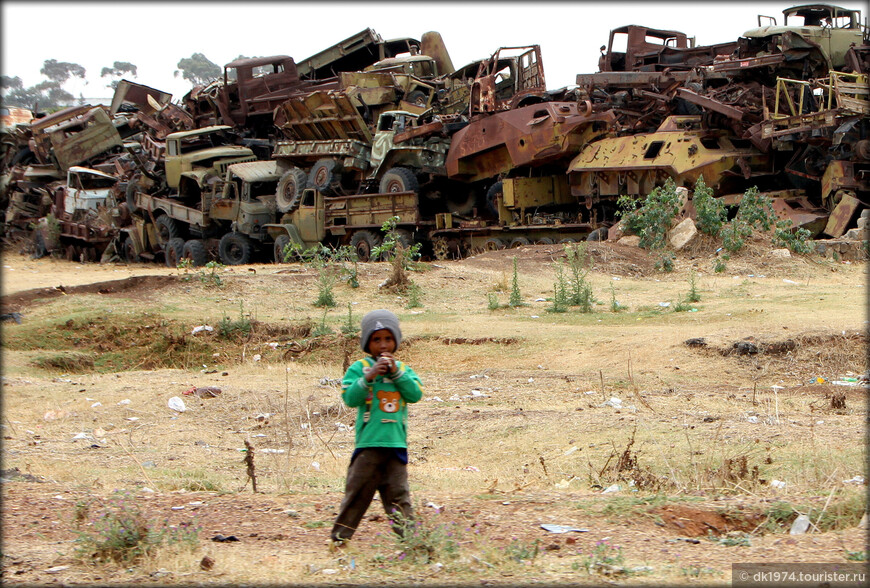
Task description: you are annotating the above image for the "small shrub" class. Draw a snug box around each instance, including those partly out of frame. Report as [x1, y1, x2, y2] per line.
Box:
[617, 178, 681, 250]
[406, 283, 423, 308]
[551, 263, 569, 313]
[708, 531, 752, 547]
[692, 176, 726, 236]
[340, 302, 358, 336]
[721, 218, 750, 252]
[773, 219, 815, 254]
[736, 186, 777, 231]
[73, 493, 200, 564]
[389, 509, 461, 564]
[503, 538, 540, 562]
[312, 308, 332, 337]
[655, 252, 675, 272]
[218, 302, 252, 339]
[685, 269, 701, 303]
[487, 293, 500, 310]
[509, 257, 523, 307]
[673, 299, 693, 312]
[713, 256, 727, 273]
[578, 539, 625, 574]
[609, 284, 625, 312]
[314, 270, 337, 307]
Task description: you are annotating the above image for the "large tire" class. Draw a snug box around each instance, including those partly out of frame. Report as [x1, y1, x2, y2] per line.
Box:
[156, 215, 183, 242]
[379, 167, 419, 194]
[219, 232, 253, 266]
[587, 227, 609, 242]
[350, 230, 381, 262]
[509, 236, 530, 248]
[308, 159, 341, 196]
[485, 181, 503, 218]
[125, 181, 140, 213]
[405, 90, 427, 107]
[446, 186, 477, 215]
[483, 237, 505, 251]
[273, 234, 290, 263]
[182, 239, 208, 267]
[394, 229, 414, 249]
[123, 239, 139, 263]
[276, 168, 308, 213]
[164, 237, 185, 267]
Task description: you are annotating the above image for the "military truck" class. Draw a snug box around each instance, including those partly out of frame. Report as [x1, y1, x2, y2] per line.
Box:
[710, 3, 866, 81]
[126, 159, 282, 266]
[272, 104, 468, 214]
[266, 187, 425, 263]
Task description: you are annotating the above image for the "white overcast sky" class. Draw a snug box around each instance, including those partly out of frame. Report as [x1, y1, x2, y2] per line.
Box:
[2, 1, 866, 103]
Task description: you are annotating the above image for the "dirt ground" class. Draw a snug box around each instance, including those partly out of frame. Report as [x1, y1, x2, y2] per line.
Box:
[1, 240, 867, 586]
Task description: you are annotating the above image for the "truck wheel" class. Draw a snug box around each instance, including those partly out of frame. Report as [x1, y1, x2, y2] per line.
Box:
[485, 181, 503, 217]
[276, 168, 308, 213]
[587, 227, 609, 242]
[379, 167, 419, 194]
[536, 237, 554, 245]
[273, 234, 291, 263]
[156, 215, 183, 241]
[509, 237, 530, 248]
[219, 232, 253, 265]
[405, 90, 427, 107]
[182, 239, 208, 267]
[123, 239, 139, 263]
[309, 159, 341, 196]
[164, 237, 185, 267]
[394, 229, 414, 249]
[350, 230, 381, 262]
[447, 186, 476, 215]
[483, 237, 505, 251]
[125, 182, 140, 213]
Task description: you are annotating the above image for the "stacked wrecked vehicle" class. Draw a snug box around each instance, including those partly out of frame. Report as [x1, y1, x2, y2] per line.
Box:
[1, 4, 867, 265]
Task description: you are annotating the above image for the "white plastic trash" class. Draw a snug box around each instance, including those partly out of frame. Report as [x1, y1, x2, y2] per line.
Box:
[168, 396, 186, 412]
[789, 514, 811, 535]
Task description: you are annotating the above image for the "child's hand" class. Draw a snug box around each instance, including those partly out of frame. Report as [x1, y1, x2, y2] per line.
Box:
[364, 354, 395, 381]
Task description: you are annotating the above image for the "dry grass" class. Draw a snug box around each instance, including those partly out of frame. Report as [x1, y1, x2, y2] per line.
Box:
[1, 245, 866, 584]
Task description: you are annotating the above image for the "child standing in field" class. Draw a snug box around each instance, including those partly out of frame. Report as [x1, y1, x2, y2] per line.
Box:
[330, 309, 423, 546]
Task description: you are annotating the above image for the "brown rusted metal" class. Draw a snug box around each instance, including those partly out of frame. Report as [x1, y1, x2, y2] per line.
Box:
[446, 102, 615, 182]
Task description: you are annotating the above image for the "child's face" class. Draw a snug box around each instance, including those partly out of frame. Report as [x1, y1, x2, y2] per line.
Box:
[367, 329, 397, 356]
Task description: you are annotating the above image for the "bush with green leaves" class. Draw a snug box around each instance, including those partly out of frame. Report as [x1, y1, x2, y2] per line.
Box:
[617, 178, 682, 250]
[340, 302, 358, 336]
[691, 176, 726, 236]
[774, 220, 815, 254]
[487, 292, 500, 310]
[655, 251, 675, 272]
[73, 492, 200, 564]
[551, 262, 569, 313]
[372, 216, 422, 265]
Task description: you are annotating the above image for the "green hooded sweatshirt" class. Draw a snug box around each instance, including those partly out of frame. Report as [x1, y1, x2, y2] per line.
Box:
[341, 356, 423, 449]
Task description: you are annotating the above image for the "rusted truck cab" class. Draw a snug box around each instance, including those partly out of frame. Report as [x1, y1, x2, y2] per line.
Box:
[163, 125, 256, 201]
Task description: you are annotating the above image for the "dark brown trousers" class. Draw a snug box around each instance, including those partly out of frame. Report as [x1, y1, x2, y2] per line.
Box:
[330, 448, 413, 542]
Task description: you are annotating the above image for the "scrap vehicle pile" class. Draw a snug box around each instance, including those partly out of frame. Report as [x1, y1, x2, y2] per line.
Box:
[1, 3, 867, 265]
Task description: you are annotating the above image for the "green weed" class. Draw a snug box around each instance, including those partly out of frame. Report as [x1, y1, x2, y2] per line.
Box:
[503, 538, 540, 562]
[551, 262, 569, 313]
[487, 293, 500, 310]
[218, 302, 252, 340]
[509, 257, 523, 307]
[685, 269, 701, 302]
[73, 491, 200, 564]
[708, 531, 751, 547]
[388, 509, 461, 564]
[577, 539, 625, 574]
